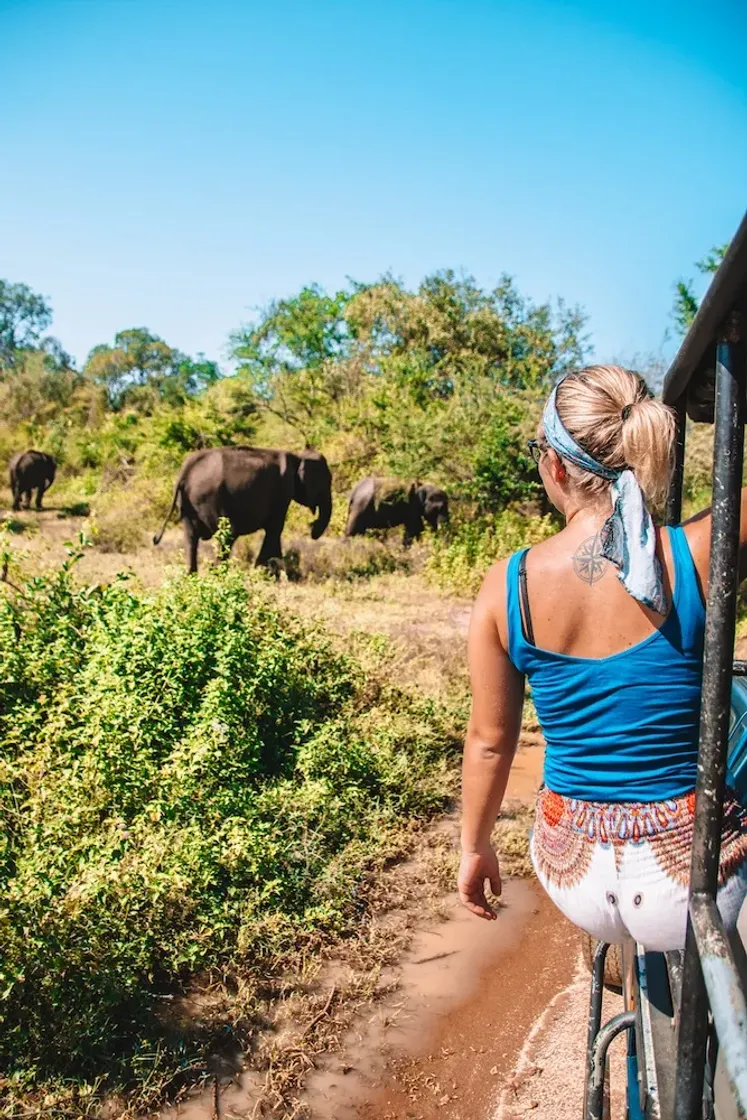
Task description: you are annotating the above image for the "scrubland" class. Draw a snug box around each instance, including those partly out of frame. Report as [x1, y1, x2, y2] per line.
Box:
[0, 271, 720, 1115]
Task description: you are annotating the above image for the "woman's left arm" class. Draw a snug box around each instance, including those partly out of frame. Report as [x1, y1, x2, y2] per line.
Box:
[459, 560, 526, 920]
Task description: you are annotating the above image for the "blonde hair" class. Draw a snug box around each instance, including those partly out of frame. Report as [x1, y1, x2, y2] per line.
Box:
[551, 365, 675, 505]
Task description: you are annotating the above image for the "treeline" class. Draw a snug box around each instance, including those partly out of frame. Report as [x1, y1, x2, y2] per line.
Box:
[0, 273, 588, 521]
[0, 252, 722, 575]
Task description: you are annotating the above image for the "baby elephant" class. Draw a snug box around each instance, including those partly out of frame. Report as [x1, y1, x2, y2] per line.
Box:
[345, 477, 449, 545]
[9, 450, 56, 511]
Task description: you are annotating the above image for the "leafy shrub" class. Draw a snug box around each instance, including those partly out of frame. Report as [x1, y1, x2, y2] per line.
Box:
[465, 396, 543, 512]
[58, 500, 91, 518]
[0, 543, 457, 1097]
[426, 508, 556, 595]
[2, 516, 37, 536]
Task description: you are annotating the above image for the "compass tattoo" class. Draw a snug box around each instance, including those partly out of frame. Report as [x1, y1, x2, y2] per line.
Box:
[572, 534, 608, 585]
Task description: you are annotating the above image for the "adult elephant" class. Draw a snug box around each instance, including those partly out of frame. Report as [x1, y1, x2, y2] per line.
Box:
[9, 450, 56, 511]
[345, 477, 449, 545]
[153, 446, 333, 573]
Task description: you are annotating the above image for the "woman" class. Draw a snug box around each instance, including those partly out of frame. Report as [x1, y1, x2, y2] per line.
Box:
[459, 364, 747, 951]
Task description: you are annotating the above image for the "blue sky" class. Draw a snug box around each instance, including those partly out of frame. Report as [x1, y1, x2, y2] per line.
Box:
[1, 0, 746, 371]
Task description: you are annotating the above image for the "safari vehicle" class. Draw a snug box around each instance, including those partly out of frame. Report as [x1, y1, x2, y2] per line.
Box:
[584, 210, 747, 1120]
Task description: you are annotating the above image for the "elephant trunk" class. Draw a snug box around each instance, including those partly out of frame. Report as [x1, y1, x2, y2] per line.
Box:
[310, 492, 332, 540]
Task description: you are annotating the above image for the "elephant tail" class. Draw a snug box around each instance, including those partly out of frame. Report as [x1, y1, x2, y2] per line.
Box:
[153, 479, 183, 545]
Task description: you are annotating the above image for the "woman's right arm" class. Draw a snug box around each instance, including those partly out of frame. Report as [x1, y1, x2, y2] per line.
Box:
[459, 560, 525, 920]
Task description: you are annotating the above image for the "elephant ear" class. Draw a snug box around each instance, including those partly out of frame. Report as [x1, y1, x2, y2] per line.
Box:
[409, 483, 426, 509]
[295, 457, 310, 505]
[296, 452, 329, 506]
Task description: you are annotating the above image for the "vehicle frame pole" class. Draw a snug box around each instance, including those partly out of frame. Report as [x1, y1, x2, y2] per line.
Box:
[587, 1011, 636, 1120]
[674, 312, 745, 1120]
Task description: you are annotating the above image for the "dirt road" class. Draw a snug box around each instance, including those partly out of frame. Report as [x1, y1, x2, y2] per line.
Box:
[165, 877, 625, 1120]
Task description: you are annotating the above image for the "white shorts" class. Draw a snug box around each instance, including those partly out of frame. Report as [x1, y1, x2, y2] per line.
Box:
[530, 787, 747, 952]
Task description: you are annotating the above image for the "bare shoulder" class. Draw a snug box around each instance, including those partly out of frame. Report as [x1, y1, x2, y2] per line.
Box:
[475, 555, 511, 608]
[680, 508, 711, 555]
[470, 555, 512, 649]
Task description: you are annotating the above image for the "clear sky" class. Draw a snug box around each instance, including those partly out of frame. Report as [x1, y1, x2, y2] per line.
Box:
[2, 0, 746, 371]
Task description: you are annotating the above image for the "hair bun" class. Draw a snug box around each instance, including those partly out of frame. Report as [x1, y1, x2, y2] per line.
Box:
[555, 364, 675, 504]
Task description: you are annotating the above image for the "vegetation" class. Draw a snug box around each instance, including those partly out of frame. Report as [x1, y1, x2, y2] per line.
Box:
[0, 269, 593, 594]
[0, 534, 459, 1109]
[0, 244, 724, 1111]
[231, 272, 587, 494]
[671, 242, 728, 337]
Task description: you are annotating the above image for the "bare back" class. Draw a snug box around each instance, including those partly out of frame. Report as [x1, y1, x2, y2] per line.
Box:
[489, 501, 739, 660]
[506, 522, 679, 659]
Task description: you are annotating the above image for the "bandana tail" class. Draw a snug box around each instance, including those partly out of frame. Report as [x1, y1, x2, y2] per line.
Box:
[600, 471, 667, 615]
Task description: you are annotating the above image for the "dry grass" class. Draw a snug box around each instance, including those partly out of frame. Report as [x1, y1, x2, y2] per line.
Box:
[267, 563, 472, 704]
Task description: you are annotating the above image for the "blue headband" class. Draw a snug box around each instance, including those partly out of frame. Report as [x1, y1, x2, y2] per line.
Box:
[542, 379, 666, 615]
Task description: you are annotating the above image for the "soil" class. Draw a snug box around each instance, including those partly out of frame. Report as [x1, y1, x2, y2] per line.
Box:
[162, 875, 627, 1120]
[331, 887, 581, 1120]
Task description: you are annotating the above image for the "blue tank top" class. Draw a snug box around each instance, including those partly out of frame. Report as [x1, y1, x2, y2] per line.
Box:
[506, 526, 705, 803]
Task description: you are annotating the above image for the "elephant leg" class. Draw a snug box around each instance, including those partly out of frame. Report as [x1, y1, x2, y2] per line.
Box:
[182, 519, 199, 574]
[403, 519, 422, 548]
[257, 529, 281, 566]
[35, 484, 45, 510]
[256, 504, 289, 567]
[23, 490, 32, 510]
[11, 483, 20, 511]
[344, 507, 363, 537]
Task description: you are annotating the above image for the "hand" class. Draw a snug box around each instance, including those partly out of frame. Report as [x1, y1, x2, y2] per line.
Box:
[458, 845, 502, 920]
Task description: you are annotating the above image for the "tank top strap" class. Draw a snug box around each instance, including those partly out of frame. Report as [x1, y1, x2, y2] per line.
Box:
[505, 548, 531, 669]
[667, 524, 706, 649]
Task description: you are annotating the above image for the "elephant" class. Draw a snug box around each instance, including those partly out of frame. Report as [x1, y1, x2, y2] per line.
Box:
[153, 446, 333, 573]
[9, 450, 56, 511]
[344, 477, 449, 545]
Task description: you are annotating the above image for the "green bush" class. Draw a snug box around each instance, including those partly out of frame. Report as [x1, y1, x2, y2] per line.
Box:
[426, 508, 556, 595]
[0, 543, 457, 1097]
[465, 396, 543, 512]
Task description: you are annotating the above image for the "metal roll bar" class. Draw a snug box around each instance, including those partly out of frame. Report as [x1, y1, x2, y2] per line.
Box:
[662, 216, 747, 1119]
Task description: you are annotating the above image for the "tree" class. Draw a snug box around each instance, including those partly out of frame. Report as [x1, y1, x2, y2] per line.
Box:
[0, 348, 83, 427]
[672, 243, 729, 336]
[230, 286, 353, 439]
[154, 376, 258, 455]
[229, 271, 590, 502]
[231, 272, 589, 431]
[39, 336, 75, 373]
[83, 328, 220, 410]
[0, 280, 53, 367]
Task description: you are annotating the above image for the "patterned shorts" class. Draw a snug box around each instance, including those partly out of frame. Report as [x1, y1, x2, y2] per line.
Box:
[530, 787, 747, 951]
